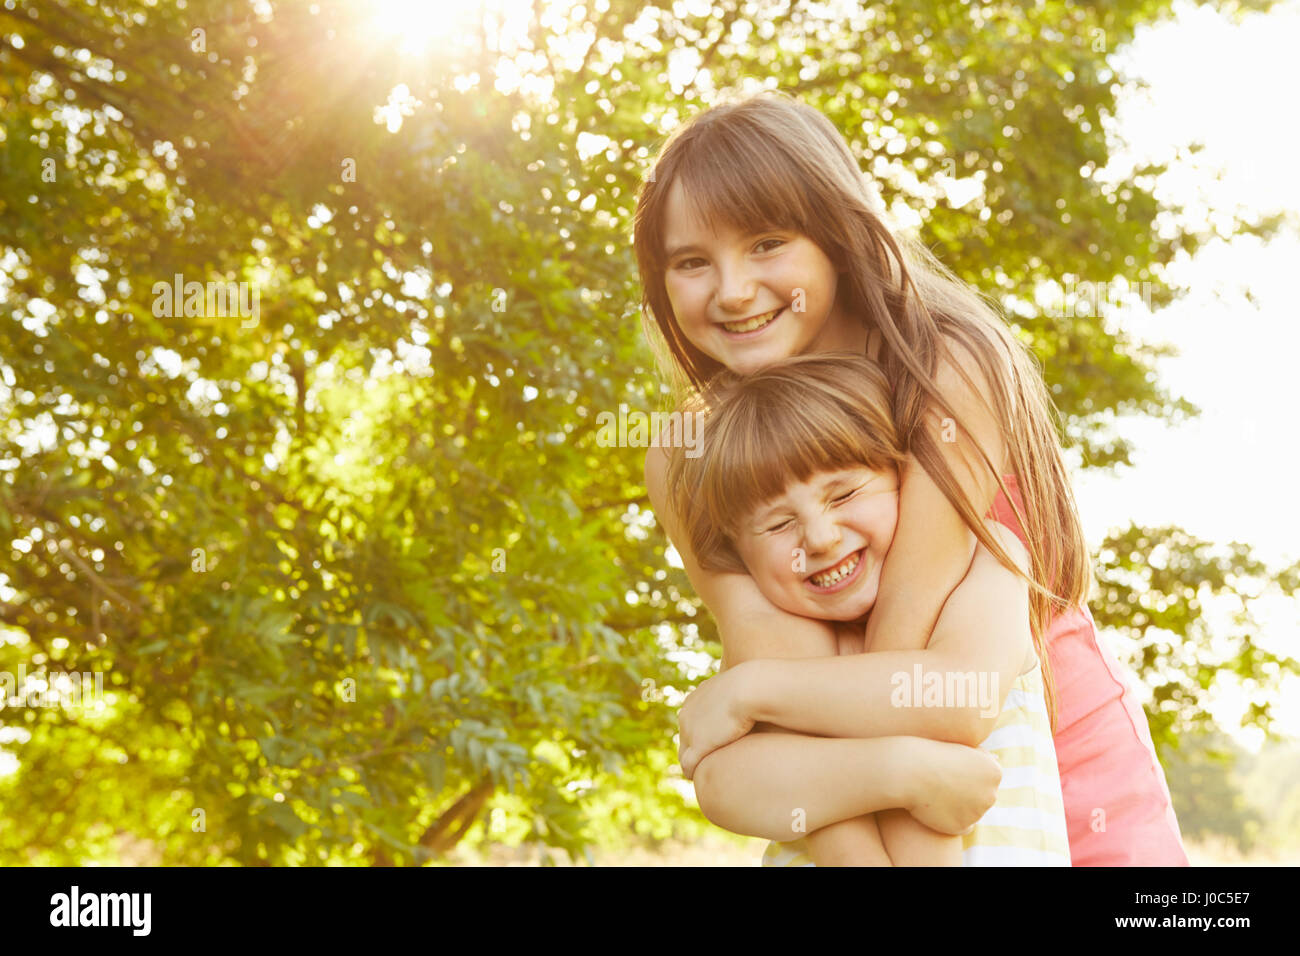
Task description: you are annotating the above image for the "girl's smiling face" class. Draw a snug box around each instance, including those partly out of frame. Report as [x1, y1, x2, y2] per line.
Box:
[733, 465, 899, 622]
[662, 179, 867, 376]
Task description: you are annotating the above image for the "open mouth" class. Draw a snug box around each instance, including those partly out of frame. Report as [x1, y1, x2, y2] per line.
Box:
[805, 548, 866, 593]
[721, 307, 783, 336]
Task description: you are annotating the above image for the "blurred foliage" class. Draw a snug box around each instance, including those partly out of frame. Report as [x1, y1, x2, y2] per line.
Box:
[1237, 739, 1300, 852]
[0, 0, 1294, 864]
[1158, 732, 1300, 855]
[1093, 525, 1300, 754]
[1158, 731, 1262, 853]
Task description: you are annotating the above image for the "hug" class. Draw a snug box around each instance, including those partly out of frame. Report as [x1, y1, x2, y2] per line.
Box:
[636, 91, 1188, 866]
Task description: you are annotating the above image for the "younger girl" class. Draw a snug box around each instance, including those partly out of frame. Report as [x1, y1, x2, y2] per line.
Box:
[637, 89, 1187, 865]
[668, 353, 1071, 865]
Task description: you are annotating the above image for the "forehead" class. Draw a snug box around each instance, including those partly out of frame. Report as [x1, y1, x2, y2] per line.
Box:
[663, 179, 743, 248]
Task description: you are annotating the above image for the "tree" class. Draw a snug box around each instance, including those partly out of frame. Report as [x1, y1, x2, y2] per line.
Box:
[0, 0, 1293, 864]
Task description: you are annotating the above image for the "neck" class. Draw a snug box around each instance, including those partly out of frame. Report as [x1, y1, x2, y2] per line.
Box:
[806, 296, 871, 355]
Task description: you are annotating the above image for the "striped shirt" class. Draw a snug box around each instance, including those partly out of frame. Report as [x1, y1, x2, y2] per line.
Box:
[761, 656, 1071, 867]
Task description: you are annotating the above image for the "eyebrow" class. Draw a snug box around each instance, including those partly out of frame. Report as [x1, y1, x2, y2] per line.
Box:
[665, 228, 779, 262]
[664, 242, 707, 261]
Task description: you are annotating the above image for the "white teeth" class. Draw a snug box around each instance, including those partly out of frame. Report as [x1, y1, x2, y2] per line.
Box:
[810, 550, 862, 588]
[723, 308, 780, 333]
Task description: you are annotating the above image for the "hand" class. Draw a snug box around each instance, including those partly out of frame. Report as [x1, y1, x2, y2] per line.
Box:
[904, 739, 1002, 835]
[676, 662, 758, 780]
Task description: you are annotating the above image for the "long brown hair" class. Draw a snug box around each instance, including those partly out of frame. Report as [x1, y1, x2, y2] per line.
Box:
[634, 90, 1096, 728]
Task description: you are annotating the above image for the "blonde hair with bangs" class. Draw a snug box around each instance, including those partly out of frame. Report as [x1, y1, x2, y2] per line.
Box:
[668, 353, 905, 576]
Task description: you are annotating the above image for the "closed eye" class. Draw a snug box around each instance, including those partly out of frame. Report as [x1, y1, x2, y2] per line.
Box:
[762, 483, 862, 532]
[832, 484, 866, 505]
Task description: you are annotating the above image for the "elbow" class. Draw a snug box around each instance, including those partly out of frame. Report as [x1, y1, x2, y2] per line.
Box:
[938, 708, 994, 749]
[691, 753, 730, 829]
[691, 753, 775, 840]
[924, 653, 1000, 747]
[957, 709, 999, 748]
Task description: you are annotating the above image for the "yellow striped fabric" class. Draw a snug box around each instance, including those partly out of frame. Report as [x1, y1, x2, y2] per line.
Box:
[761, 658, 1071, 867]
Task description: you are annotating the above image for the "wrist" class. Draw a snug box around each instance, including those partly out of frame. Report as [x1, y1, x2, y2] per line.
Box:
[737, 658, 778, 726]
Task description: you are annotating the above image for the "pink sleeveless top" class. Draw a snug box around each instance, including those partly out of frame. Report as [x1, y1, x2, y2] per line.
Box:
[987, 474, 1189, 866]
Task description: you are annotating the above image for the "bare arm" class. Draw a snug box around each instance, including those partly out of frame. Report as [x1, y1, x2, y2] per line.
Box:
[693, 524, 1031, 845]
[799, 622, 958, 866]
[823, 523, 1033, 863]
[646, 335, 1015, 736]
[645, 443, 999, 837]
[645, 335, 1021, 846]
[692, 734, 910, 842]
[745, 522, 1035, 746]
[692, 732, 1001, 843]
[646, 440, 970, 743]
[863, 335, 1011, 655]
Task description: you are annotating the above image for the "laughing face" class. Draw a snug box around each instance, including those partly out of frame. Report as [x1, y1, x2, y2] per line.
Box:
[733, 465, 900, 623]
[661, 179, 867, 376]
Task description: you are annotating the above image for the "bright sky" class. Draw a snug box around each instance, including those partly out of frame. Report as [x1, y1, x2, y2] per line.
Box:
[1067, 0, 1300, 748]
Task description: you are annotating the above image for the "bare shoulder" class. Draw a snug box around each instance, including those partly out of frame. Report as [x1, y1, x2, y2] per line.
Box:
[643, 441, 678, 532]
[937, 323, 1014, 387]
[644, 396, 713, 522]
[646, 394, 709, 453]
[929, 328, 1014, 476]
[934, 327, 1014, 416]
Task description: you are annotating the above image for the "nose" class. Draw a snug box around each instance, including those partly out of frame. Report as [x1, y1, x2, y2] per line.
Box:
[802, 511, 842, 557]
[715, 260, 759, 316]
